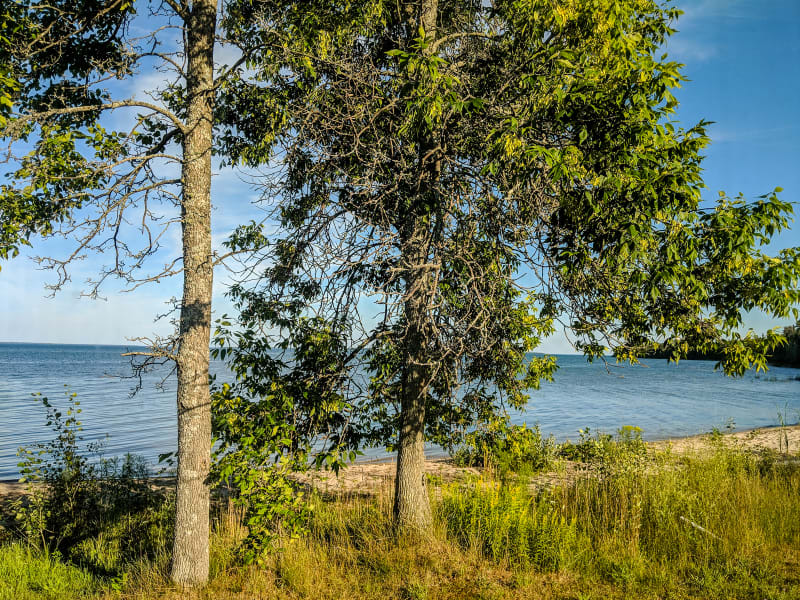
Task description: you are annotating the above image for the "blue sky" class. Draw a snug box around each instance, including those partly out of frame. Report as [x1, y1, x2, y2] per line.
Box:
[1, 0, 799, 351]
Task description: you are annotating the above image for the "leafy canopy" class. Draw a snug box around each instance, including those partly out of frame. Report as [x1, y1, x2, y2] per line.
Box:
[0, 1, 135, 267]
[215, 0, 799, 458]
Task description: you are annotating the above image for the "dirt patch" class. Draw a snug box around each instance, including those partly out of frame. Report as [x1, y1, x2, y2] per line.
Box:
[0, 481, 32, 503]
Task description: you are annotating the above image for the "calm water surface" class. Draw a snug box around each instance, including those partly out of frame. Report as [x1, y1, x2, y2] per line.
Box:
[1, 342, 799, 479]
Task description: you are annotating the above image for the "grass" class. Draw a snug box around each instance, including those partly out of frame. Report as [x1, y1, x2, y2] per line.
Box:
[0, 543, 100, 600]
[439, 479, 579, 571]
[552, 444, 800, 599]
[2, 435, 799, 599]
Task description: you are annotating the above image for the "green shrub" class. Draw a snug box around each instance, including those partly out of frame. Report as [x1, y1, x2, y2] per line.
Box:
[211, 383, 316, 564]
[12, 391, 171, 574]
[451, 419, 556, 475]
[210, 315, 362, 564]
[558, 425, 648, 473]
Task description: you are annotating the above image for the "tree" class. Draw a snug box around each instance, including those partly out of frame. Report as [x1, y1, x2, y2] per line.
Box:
[0, 0, 230, 585]
[217, 0, 800, 531]
[769, 322, 800, 367]
[210, 309, 361, 561]
[0, 3, 21, 130]
[0, 0, 113, 265]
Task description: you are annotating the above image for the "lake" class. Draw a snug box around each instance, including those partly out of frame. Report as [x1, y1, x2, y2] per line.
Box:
[1, 342, 799, 480]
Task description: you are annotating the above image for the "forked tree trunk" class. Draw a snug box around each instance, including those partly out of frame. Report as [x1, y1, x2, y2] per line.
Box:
[393, 0, 439, 532]
[170, 0, 217, 587]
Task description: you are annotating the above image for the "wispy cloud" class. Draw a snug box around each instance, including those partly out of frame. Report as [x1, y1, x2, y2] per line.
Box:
[677, 0, 756, 24]
[666, 0, 760, 64]
[709, 124, 800, 145]
[664, 36, 719, 63]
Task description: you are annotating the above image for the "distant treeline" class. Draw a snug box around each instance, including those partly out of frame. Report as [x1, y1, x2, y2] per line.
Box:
[643, 323, 800, 368]
[770, 324, 800, 367]
[643, 348, 724, 362]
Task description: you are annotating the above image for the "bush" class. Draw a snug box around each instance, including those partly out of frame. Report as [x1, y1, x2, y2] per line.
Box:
[210, 315, 362, 564]
[211, 383, 317, 564]
[451, 419, 556, 476]
[558, 425, 648, 473]
[12, 391, 171, 574]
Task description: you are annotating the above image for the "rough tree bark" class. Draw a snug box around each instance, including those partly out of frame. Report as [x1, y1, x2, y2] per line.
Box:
[393, 0, 439, 531]
[171, 0, 217, 586]
[394, 226, 435, 529]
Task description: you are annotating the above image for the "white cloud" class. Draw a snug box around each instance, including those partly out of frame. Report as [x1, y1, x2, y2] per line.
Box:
[0, 259, 177, 344]
[536, 333, 579, 356]
[0, 248, 244, 345]
[709, 124, 800, 144]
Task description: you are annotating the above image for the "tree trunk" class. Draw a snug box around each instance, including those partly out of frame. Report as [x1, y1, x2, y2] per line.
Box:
[419, 0, 438, 38]
[170, 0, 216, 587]
[394, 231, 433, 530]
[393, 0, 439, 532]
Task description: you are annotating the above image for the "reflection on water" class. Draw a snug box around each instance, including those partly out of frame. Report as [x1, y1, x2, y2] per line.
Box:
[1, 342, 799, 479]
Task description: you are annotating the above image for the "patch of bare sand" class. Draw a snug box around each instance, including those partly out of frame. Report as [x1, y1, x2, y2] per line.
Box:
[0, 482, 26, 502]
[293, 458, 481, 497]
[649, 424, 800, 455]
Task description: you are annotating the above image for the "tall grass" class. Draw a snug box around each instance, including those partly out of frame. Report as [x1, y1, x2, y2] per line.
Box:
[243, 441, 799, 599]
[2, 437, 799, 599]
[436, 441, 800, 598]
[438, 478, 579, 570]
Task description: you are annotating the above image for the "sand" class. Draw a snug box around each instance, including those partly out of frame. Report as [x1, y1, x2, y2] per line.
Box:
[650, 424, 800, 455]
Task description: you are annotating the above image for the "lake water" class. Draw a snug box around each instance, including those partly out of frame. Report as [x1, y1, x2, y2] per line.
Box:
[1, 342, 799, 480]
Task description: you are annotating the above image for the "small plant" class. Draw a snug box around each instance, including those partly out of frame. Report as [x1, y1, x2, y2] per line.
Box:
[12, 390, 171, 574]
[401, 581, 429, 600]
[708, 418, 736, 446]
[776, 404, 791, 455]
[558, 428, 610, 462]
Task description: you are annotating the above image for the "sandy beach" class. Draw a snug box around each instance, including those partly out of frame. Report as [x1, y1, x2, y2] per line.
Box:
[4, 424, 797, 502]
[293, 424, 800, 496]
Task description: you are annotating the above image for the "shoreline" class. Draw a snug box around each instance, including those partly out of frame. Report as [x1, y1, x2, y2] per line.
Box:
[296, 423, 800, 496]
[3, 422, 794, 483]
[2, 424, 797, 501]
